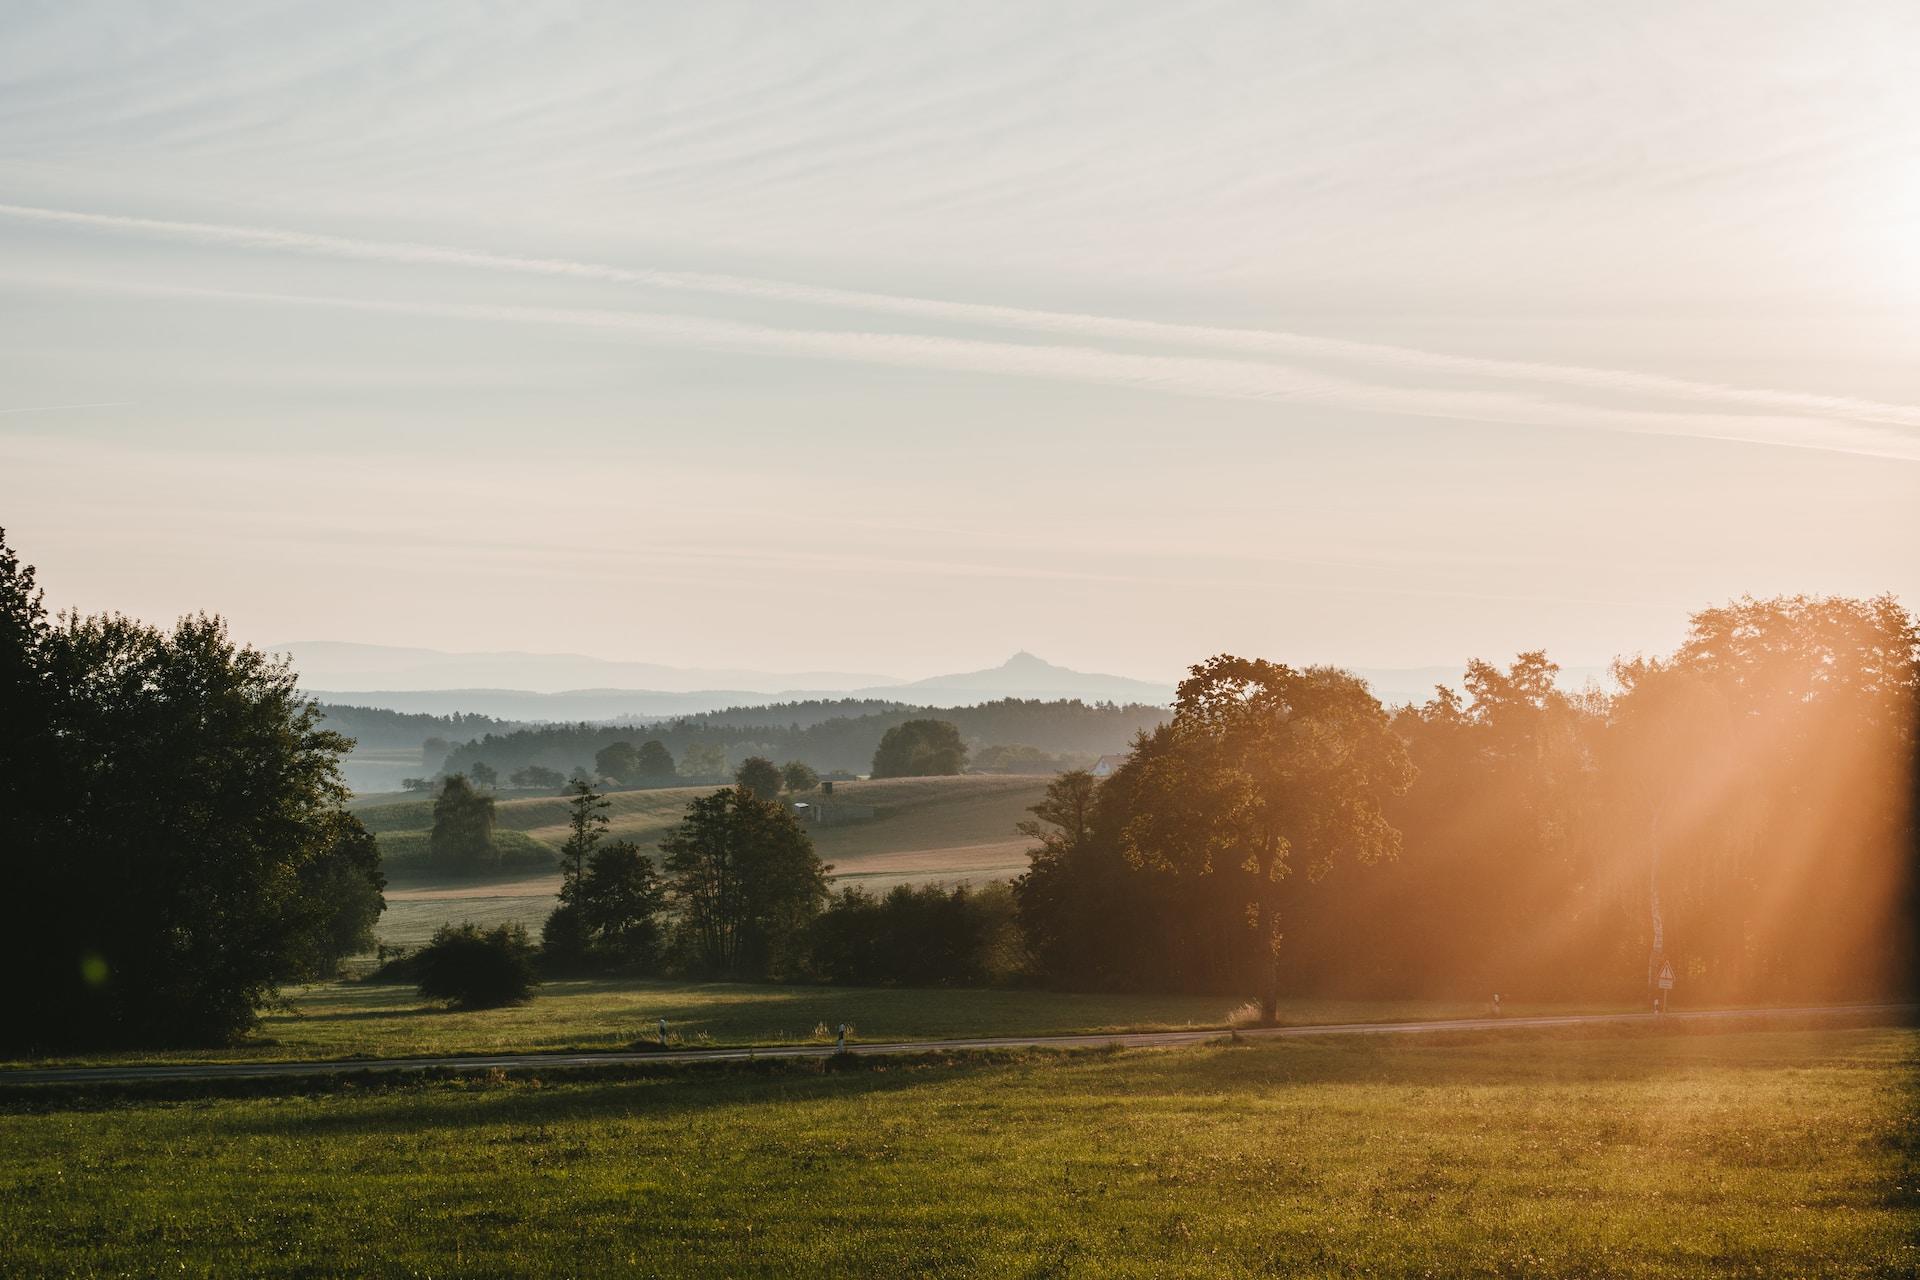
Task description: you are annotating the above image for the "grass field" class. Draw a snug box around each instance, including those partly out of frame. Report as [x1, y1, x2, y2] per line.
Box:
[2, 1021, 1910, 1276]
[367, 775, 1049, 948]
[0, 979, 1555, 1070]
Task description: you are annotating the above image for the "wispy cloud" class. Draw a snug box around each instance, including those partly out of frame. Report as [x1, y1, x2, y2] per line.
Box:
[28, 272, 1920, 463]
[0, 401, 132, 415]
[7, 201, 1920, 435]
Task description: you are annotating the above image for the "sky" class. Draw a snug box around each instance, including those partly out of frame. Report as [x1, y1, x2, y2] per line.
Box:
[2, 0, 1917, 683]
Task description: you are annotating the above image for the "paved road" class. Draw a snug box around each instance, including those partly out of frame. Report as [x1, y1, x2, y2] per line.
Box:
[3, 1002, 1906, 1088]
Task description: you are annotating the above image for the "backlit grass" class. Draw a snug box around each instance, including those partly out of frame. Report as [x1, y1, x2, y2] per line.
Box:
[0, 979, 1544, 1070]
[1, 1023, 1910, 1277]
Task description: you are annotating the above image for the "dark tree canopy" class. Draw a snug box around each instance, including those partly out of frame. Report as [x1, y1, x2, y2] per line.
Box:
[415, 922, 539, 1009]
[661, 786, 829, 977]
[577, 842, 669, 968]
[870, 719, 969, 778]
[279, 813, 387, 980]
[781, 760, 820, 792]
[0, 530, 386, 1049]
[510, 763, 565, 790]
[734, 755, 783, 801]
[429, 774, 497, 871]
[636, 739, 677, 781]
[810, 883, 1021, 986]
[595, 740, 643, 785]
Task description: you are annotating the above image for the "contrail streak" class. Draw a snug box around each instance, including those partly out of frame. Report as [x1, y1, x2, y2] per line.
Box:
[38, 274, 1920, 463]
[6, 201, 1920, 430]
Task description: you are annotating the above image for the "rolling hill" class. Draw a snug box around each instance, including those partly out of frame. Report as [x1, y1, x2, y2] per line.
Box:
[360, 774, 1050, 948]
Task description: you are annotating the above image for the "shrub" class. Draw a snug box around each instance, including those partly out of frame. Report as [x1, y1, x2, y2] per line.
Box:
[415, 923, 540, 1008]
[810, 882, 1025, 986]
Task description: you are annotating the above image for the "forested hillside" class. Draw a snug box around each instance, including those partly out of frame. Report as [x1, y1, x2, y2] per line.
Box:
[314, 704, 516, 751]
[440, 698, 1169, 778]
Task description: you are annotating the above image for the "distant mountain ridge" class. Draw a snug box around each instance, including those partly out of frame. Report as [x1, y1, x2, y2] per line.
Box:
[275, 640, 899, 696]
[291, 642, 1606, 722]
[291, 644, 1180, 719]
[853, 650, 1175, 706]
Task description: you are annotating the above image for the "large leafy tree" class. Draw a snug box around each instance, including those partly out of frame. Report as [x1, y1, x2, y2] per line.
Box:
[576, 841, 669, 968]
[429, 774, 496, 870]
[595, 740, 643, 785]
[1123, 658, 1413, 1021]
[0, 530, 385, 1048]
[870, 719, 968, 778]
[734, 754, 783, 801]
[1606, 595, 1917, 999]
[661, 786, 829, 976]
[636, 739, 677, 782]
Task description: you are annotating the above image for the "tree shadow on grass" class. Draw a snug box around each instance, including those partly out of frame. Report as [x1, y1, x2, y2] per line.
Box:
[216, 1050, 1030, 1140]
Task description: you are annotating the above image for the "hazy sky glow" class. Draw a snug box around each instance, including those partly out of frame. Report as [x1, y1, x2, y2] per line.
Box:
[2, 1, 1917, 680]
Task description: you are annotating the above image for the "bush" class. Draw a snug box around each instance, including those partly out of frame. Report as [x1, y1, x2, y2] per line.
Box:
[415, 923, 540, 1008]
[810, 882, 1025, 986]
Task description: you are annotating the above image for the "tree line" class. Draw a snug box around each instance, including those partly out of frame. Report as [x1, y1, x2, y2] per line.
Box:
[1015, 595, 1917, 1008]
[311, 703, 514, 751]
[8, 514, 1909, 1045]
[434, 698, 1168, 779]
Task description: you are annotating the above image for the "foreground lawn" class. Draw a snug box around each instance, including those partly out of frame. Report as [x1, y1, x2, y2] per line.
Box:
[1, 1023, 1911, 1277]
[0, 980, 1552, 1069]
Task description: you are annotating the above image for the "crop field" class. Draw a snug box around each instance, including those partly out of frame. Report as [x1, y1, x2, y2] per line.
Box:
[0, 979, 1557, 1070]
[365, 775, 1049, 948]
[2, 1021, 1910, 1277]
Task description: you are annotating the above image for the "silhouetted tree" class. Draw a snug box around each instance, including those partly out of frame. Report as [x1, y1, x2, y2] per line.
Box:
[870, 719, 968, 777]
[811, 883, 1019, 986]
[636, 739, 677, 782]
[469, 761, 498, 789]
[0, 530, 387, 1049]
[661, 786, 829, 976]
[595, 740, 643, 785]
[782, 760, 820, 792]
[735, 755, 783, 801]
[558, 777, 610, 889]
[429, 774, 496, 870]
[416, 922, 539, 1008]
[279, 813, 387, 980]
[578, 842, 669, 968]
[510, 763, 565, 790]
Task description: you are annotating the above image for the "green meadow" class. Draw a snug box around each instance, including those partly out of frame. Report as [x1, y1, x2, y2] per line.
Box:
[2, 1022, 1911, 1277]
